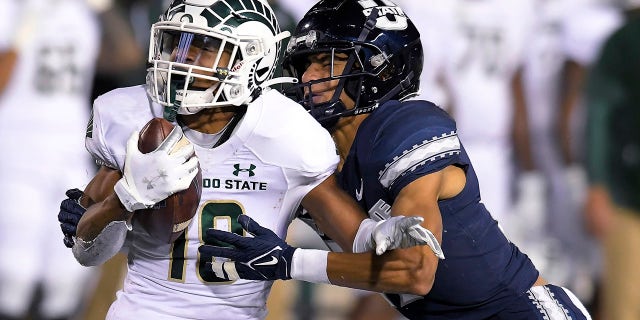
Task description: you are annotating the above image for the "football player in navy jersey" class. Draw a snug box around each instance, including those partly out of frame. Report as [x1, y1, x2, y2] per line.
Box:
[200, 0, 593, 319]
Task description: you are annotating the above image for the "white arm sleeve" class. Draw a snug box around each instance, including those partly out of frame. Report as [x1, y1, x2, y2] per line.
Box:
[72, 220, 131, 266]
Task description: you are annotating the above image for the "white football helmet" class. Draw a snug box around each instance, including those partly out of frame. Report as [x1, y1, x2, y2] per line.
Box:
[146, 0, 290, 119]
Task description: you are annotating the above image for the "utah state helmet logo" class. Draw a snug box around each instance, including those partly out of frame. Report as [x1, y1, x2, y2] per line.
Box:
[357, 0, 408, 31]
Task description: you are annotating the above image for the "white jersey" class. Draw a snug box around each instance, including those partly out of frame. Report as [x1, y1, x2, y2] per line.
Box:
[524, 0, 575, 135]
[561, 2, 622, 66]
[275, 0, 316, 20]
[524, 0, 622, 134]
[0, 0, 99, 171]
[440, 0, 534, 144]
[394, 0, 449, 106]
[519, 0, 621, 290]
[431, 0, 534, 223]
[86, 86, 338, 320]
[0, 0, 99, 317]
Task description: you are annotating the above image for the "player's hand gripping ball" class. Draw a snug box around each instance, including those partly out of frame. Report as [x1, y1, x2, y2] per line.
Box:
[134, 118, 202, 243]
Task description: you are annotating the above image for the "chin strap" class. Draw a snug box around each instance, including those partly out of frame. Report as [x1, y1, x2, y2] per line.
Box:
[376, 71, 416, 104]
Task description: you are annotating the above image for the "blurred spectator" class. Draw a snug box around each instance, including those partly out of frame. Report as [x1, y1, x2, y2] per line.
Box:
[276, 0, 316, 20]
[435, 0, 541, 242]
[268, 0, 298, 77]
[0, 0, 100, 319]
[584, 2, 640, 319]
[520, 0, 621, 307]
[89, 0, 160, 100]
[395, 0, 448, 106]
[76, 1, 165, 319]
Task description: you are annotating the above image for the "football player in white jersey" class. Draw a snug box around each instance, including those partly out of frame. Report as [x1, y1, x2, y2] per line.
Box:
[520, 0, 622, 300]
[0, 0, 100, 319]
[393, 0, 449, 107]
[57, 0, 434, 319]
[432, 0, 544, 241]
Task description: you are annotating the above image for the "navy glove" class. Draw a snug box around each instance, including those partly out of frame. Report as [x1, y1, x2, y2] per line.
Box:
[198, 215, 297, 281]
[58, 188, 86, 248]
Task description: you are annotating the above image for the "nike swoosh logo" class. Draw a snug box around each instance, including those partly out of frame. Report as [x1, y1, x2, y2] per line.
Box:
[355, 179, 363, 201]
[255, 256, 279, 266]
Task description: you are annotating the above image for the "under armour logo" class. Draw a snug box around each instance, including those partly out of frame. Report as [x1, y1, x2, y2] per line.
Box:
[233, 164, 256, 177]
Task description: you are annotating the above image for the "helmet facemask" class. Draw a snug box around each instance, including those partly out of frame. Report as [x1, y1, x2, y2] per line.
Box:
[283, 32, 389, 128]
[146, 0, 288, 121]
[148, 27, 241, 119]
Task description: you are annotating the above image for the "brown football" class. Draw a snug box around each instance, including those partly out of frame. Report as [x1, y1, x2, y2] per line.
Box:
[133, 117, 202, 244]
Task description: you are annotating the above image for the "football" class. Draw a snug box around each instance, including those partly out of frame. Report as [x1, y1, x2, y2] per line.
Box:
[133, 117, 202, 244]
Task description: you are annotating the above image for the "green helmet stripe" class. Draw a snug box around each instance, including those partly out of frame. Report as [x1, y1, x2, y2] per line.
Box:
[201, 9, 223, 26]
[240, 12, 276, 33]
[238, 0, 255, 10]
[210, 1, 233, 20]
[227, 0, 250, 11]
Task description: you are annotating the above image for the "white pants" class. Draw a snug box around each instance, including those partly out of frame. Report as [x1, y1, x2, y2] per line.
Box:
[0, 158, 96, 317]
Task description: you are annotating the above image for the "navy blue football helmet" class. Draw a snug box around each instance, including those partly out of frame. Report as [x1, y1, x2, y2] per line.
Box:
[282, 0, 423, 128]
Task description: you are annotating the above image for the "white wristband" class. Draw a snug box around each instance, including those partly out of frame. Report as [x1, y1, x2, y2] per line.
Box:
[290, 249, 330, 284]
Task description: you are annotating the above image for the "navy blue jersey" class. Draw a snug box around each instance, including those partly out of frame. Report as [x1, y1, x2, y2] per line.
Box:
[338, 99, 539, 318]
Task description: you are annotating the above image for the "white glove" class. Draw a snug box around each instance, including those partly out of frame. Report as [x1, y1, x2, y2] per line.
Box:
[353, 216, 445, 259]
[114, 126, 199, 212]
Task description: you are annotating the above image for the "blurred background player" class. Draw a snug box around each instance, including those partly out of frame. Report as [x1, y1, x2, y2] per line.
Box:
[435, 0, 541, 242]
[583, 1, 640, 319]
[276, 0, 316, 21]
[520, 0, 622, 308]
[0, 0, 100, 319]
[394, 0, 448, 107]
